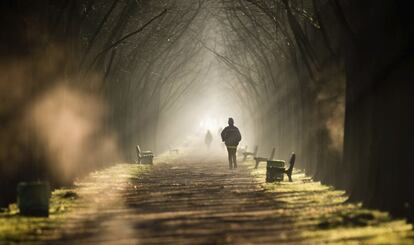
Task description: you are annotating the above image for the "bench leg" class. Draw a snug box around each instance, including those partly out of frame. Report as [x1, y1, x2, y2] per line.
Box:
[255, 160, 260, 169]
[285, 169, 293, 182]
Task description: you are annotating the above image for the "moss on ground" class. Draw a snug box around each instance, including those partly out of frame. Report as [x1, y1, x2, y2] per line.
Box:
[0, 188, 79, 243]
[2, 159, 413, 244]
[0, 163, 148, 244]
[248, 161, 414, 244]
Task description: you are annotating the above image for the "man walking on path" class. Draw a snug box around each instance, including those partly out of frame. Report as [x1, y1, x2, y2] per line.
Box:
[221, 118, 242, 169]
[205, 130, 213, 149]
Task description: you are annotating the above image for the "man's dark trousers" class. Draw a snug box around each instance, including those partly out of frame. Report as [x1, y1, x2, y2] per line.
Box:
[227, 147, 237, 169]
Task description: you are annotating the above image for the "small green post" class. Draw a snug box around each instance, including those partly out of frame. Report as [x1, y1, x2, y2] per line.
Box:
[17, 182, 50, 217]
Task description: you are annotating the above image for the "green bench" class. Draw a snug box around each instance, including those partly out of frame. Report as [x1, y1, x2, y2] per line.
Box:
[136, 145, 154, 164]
[254, 147, 275, 169]
[266, 153, 296, 182]
[242, 145, 258, 161]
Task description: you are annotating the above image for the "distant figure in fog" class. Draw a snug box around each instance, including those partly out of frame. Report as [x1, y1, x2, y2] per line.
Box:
[221, 118, 242, 169]
[205, 130, 213, 149]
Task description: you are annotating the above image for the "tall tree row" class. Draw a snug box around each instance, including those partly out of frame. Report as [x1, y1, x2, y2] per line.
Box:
[219, 0, 414, 220]
[219, 0, 344, 180]
[0, 0, 206, 206]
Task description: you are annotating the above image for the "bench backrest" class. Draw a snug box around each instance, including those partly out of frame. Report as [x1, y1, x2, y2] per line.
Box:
[253, 145, 259, 156]
[269, 147, 276, 160]
[287, 152, 296, 173]
[136, 145, 142, 156]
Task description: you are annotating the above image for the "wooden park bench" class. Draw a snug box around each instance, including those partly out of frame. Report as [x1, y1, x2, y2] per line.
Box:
[266, 153, 296, 182]
[242, 145, 258, 161]
[136, 145, 154, 164]
[237, 145, 247, 156]
[254, 147, 275, 169]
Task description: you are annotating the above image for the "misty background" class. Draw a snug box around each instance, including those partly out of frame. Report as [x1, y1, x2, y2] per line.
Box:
[1, 0, 413, 222]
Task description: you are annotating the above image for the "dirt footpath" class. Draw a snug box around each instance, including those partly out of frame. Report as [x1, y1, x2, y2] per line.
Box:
[31, 157, 413, 244]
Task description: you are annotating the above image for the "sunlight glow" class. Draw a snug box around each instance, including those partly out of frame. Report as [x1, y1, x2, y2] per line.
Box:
[199, 116, 219, 131]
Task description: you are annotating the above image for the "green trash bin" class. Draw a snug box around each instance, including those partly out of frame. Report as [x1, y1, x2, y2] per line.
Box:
[266, 160, 285, 182]
[17, 182, 50, 217]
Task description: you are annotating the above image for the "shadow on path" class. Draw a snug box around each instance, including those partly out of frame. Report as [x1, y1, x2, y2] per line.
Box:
[39, 156, 413, 244]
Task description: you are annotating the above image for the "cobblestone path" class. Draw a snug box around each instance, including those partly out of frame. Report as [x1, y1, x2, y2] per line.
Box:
[32, 156, 413, 244]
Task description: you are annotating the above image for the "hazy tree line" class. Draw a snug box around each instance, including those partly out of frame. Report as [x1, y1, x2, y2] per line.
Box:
[217, 0, 414, 220]
[1, 0, 413, 222]
[217, 0, 344, 186]
[0, 0, 206, 206]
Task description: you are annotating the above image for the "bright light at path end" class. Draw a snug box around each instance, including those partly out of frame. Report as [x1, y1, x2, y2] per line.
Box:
[199, 117, 219, 131]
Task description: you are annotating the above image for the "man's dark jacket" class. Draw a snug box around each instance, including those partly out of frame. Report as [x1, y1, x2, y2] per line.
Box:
[221, 125, 241, 146]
